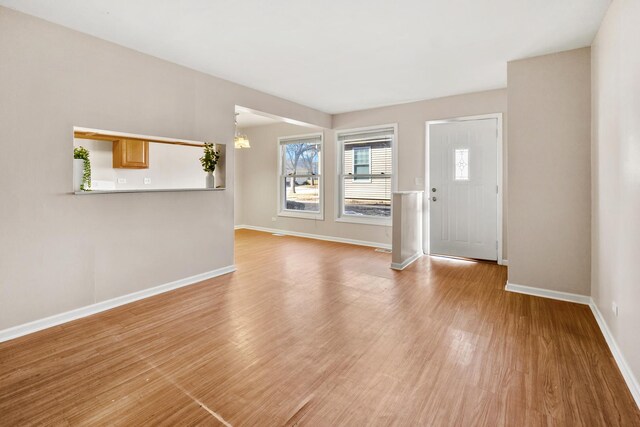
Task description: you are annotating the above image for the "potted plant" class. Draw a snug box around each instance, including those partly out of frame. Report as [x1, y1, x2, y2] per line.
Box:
[73, 146, 91, 191]
[200, 143, 220, 189]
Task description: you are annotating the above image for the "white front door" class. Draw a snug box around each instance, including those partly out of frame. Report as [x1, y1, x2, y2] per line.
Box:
[428, 118, 498, 261]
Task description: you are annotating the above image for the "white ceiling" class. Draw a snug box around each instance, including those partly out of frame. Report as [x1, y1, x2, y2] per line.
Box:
[0, 0, 610, 113]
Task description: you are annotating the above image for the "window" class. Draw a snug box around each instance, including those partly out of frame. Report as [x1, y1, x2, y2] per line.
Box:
[352, 146, 371, 182]
[455, 148, 469, 180]
[278, 133, 323, 219]
[337, 125, 395, 224]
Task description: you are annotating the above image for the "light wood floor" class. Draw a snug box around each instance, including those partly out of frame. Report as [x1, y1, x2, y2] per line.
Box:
[1, 229, 638, 426]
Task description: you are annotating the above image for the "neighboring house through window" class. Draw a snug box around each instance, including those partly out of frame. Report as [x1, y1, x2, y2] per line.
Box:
[353, 146, 371, 182]
[337, 125, 396, 225]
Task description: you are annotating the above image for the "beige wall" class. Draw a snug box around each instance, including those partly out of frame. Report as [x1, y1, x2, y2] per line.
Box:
[237, 90, 508, 251]
[507, 48, 591, 294]
[334, 89, 508, 255]
[237, 122, 396, 246]
[0, 7, 330, 330]
[591, 0, 640, 386]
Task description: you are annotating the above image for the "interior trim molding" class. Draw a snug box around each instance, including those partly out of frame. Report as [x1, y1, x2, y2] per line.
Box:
[504, 281, 591, 305]
[589, 301, 640, 409]
[0, 265, 236, 344]
[235, 225, 392, 250]
[500, 259, 509, 266]
[390, 252, 422, 270]
[505, 281, 640, 409]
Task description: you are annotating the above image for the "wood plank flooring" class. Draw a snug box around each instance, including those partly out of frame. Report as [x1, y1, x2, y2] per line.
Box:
[1, 229, 638, 425]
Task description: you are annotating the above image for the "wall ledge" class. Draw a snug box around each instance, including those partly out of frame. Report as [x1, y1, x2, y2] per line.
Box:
[0, 265, 236, 343]
[505, 281, 640, 409]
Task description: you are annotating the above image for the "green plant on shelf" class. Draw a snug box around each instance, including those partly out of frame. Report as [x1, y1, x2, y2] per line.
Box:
[74, 146, 91, 191]
[200, 143, 220, 173]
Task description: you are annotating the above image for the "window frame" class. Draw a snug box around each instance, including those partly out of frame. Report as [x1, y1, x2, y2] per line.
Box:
[454, 148, 470, 181]
[335, 124, 397, 226]
[352, 146, 372, 182]
[277, 132, 324, 220]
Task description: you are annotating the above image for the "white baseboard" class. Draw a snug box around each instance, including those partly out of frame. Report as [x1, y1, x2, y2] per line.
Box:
[500, 259, 509, 266]
[589, 301, 640, 408]
[0, 265, 236, 343]
[505, 281, 592, 305]
[390, 252, 423, 270]
[235, 225, 391, 250]
[505, 281, 640, 409]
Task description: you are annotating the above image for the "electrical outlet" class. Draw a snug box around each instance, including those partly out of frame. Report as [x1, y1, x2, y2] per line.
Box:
[144, 177, 151, 185]
[117, 178, 126, 184]
[612, 302, 619, 317]
[272, 217, 277, 222]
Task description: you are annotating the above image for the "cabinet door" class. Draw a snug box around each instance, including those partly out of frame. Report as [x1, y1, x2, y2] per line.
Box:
[113, 139, 149, 169]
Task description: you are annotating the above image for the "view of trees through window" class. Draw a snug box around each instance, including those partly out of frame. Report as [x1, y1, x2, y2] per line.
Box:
[280, 138, 321, 213]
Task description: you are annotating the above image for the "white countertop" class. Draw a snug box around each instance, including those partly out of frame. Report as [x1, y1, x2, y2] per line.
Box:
[74, 188, 225, 195]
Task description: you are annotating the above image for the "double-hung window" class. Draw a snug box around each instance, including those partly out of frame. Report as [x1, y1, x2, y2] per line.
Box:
[337, 125, 396, 224]
[278, 133, 323, 219]
[352, 146, 371, 182]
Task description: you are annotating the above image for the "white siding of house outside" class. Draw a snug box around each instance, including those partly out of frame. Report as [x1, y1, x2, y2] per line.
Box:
[344, 141, 392, 200]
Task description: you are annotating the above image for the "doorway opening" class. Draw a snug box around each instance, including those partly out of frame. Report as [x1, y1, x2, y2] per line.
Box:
[233, 105, 324, 230]
[424, 114, 503, 263]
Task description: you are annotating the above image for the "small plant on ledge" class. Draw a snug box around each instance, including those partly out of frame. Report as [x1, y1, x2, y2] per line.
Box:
[73, 146, 91, 191]
[200, 143, 220, 188]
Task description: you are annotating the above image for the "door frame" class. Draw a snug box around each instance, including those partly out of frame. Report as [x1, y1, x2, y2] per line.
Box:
[424, 113, 504, 264]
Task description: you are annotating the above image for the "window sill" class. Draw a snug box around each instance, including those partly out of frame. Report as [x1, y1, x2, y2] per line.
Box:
[335, 216, 392, 227]
[278, 210, 324, 221]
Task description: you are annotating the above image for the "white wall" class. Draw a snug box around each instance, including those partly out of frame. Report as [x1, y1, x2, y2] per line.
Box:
[234, 148, 245, 225]
[507, 48, 592, 295]
[0, 7, 330, 331]
[391, 192, 422, 267]
[75, 139, 209, 190]
[591, 0, 640, 390]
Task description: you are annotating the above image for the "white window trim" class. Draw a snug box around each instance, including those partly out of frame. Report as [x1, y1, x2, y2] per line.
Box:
[335, 124, 398, 226]
[277, 132, 324, 220]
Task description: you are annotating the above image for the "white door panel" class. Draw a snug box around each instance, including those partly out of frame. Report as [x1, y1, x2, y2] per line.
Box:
[428, 119, 498, 260]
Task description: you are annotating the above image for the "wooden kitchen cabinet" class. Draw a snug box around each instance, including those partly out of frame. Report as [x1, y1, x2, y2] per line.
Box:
[113, 139, 149, 169]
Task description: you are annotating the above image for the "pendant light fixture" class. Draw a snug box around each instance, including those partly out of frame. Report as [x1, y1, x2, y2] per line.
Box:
[234, 113, 251, 149]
